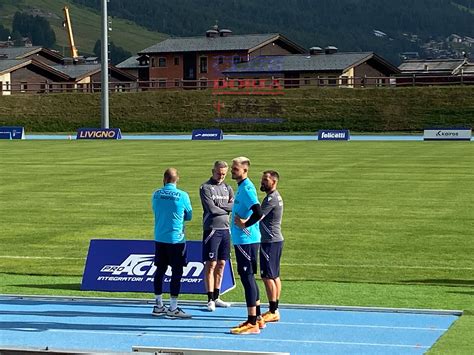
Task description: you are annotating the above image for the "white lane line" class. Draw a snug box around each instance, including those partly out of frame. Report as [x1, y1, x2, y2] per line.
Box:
[280, 263, 474, 271]
[48, 329, 430, 348]
[278, 322, 447, 331]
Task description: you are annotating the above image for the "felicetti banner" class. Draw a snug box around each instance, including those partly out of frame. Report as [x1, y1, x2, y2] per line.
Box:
[76, 128, 122, 140]
[318, 129, 350, 141]
[423, 128, 471, 141]
[81, 239, 235, 294]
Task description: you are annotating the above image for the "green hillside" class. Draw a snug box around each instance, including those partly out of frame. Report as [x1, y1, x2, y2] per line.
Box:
[0, 0, 167, 55]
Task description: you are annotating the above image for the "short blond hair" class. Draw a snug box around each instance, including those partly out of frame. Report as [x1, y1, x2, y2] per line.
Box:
[232, 156, 250, 166]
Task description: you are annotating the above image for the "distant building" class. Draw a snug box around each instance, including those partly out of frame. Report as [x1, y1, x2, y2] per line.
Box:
[137, 26, 306, 87]
[0, 46, 63, 65]
[116, 54, 150, 81]
[397, 58, 474, 85]
[223, 50, 400, 87]
[0, 45, 137, 95]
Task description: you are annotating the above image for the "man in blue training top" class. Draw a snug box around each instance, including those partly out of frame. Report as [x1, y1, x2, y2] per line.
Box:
[230, 157, 264, 335]
[151, 168, 193, 319]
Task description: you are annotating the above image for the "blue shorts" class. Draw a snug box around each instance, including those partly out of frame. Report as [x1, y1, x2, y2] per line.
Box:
[260, 241, 283, 279]
[154, 241, 187, 268]
[202, 229, 231, 261]
[234, 243, 259, 275]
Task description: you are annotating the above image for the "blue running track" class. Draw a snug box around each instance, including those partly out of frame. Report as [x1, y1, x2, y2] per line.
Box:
[0, 296, 460, 354]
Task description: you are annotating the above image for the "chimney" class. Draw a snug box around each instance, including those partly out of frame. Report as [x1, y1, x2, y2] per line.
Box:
[309, 46, 324, 55]
[324, 46, 338, 54]
[206, 29, 219, 38]
[219, 29, 232, 37]
[62, 57, 74, 65]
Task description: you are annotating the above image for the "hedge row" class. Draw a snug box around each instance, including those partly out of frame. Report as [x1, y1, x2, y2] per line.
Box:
[0, 86, 473, 132]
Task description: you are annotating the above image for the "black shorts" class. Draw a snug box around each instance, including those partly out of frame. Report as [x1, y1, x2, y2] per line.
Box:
[202, 229, 231, 262]
[260, 241, 283, 279]
[234, 243, 259, 275]
[154, 241, 187, 268]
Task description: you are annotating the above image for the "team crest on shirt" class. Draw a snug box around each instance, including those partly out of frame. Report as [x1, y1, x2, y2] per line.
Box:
[268, 197, 272, 201]
[209, 252, 214, 259]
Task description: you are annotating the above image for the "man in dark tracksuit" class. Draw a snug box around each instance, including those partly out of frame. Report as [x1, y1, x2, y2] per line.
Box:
[200, 161, 234, 311]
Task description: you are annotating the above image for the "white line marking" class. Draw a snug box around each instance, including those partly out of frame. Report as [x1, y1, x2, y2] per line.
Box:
[278, 322, 447, 331]
[0, 255, 83, 260]
[280, 263, 474, 271]
[48, 329, 430, 348]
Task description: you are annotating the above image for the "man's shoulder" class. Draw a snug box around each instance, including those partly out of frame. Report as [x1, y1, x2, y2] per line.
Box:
[200, 179, 213, 189]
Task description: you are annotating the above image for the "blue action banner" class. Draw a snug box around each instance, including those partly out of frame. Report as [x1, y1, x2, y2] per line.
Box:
[81, 239, 235, 294]
[191, 129, 223, 140]
[0, 126, 25, 139]
[76, 128, 122, 140]
[318, 129, 350, 141]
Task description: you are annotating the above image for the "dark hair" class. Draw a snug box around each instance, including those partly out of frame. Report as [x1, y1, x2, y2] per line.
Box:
[263, 170, 279, 181]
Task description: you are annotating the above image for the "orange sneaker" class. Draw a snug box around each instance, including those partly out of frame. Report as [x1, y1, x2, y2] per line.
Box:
[230, 321, 260, 335]
[262, 310, 280, 323]
[257, 316, 266, 329]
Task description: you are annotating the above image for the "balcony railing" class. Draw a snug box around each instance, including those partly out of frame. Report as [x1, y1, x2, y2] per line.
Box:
[1, 75, 472, 95]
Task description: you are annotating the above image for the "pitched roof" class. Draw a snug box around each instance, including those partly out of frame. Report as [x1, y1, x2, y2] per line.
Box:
[0, 59, 30, 74]
[49, 63, 137, 81]
[50, 64, 101, 80]
[398, 59, 464, 74]
[117, 55, 146, 69]
[223, 52, 392, 74]
[0, 46, 43, 59]
[139, 33, 304, 54]
[0, 58, 70, 80]
[0, 46, 63, 63]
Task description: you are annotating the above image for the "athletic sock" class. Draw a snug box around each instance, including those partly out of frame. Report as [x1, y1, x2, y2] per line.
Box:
[207, 292, 213, 302]
[170, 297, 178, 311]
[155, 294, 163, 307]
[248, 315, 257, 325]
[269, 301, 277, 313]
[213, 288, 220, 300]
[256, 305, 261, 317]
[276, 299, 279, 310]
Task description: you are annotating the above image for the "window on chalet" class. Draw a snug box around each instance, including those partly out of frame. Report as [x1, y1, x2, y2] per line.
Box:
[158, 57, 167, 67]
[200, 56, 208, 73]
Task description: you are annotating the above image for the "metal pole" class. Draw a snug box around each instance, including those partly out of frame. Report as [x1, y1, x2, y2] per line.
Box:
[101, 0, 109, 128]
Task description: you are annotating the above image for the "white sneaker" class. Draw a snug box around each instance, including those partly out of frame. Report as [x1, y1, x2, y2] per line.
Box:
[152, 305, 167, 316]
[215, 298, 231, 308]
[207, 300, 216, 312]
[166, 307, 192, 319]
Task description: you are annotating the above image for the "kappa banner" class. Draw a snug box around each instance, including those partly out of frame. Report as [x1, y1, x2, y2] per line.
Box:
[423, 128, 471, 141]
[81, 239, 235, 294]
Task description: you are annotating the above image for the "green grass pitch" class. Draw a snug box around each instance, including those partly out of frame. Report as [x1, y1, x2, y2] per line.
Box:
[0, 140, 473, 353]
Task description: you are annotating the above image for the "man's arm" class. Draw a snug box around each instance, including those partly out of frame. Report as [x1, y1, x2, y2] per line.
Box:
[260, 197, 275, 219]
[234, 203, 263, 228]
[219, 185, 234, 213]
[199, 185, 228, 216]
[184, 193, 192, 221]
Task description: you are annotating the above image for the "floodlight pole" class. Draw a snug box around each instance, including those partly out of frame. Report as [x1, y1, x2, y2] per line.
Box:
[101, 0, 109, 129]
